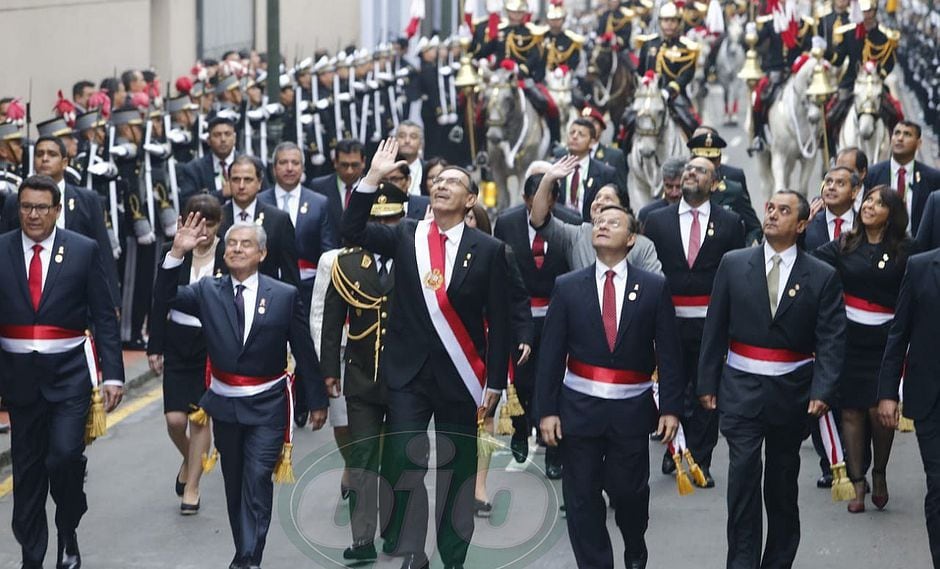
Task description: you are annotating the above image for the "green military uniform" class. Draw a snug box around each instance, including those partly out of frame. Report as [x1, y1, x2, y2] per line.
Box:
[711, 178, 762, 245]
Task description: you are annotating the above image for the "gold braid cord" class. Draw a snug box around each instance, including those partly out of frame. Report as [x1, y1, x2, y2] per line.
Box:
[546, 40, 580, 70]
[506, 32, 542, 62]
[656, 46, 697, 81]
[606, 12, 631, 33]
[863, 37, 897, 69]
[330, 258, 383, 382]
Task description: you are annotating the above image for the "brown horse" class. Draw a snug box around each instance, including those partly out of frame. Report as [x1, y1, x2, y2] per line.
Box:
[584, 39, 638, 138]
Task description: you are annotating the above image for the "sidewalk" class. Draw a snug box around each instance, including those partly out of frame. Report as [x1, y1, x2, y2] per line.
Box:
[0, 350, 156, 470]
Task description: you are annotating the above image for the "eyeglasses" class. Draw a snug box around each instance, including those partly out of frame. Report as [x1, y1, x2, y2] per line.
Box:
[683, 164, 710, 175]
[19, 203, 55, 216]
[432, 176, 470, 191]
[593, 217, 624, 229]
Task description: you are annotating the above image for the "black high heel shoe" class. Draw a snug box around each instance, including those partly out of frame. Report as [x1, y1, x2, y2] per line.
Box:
[175, 466, 186, 497]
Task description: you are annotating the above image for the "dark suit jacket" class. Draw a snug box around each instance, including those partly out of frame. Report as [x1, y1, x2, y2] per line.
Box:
[178, 153, 243, 206]
[258, 186, 337, 272]
[220, 199, 300, 287]
[866, 159, 940, 235]
[494, 205, 571, 303]
[310, 173, 346, 241]
[558, 157, 618, 220]
[341, 190, 511, 402]
[711, 178, 762, 245]
[593, 144, 629, 194]
[154, 264, 327, 420]
[698, 247, 846, 422]
[638, 198, 670, 226]
[801, 210, 832, 251]
[536, 263, 685, 437]
[0, 229, 124, 406]
[406, 194, 431, 221]
[2, 183, 121, 309]
[879, 250, 940, 420]
[915, 191, 940, 252]
[719, 163, 750, 204]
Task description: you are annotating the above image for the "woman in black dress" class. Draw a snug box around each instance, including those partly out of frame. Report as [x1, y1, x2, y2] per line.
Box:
[147, 195, 226, 514]
[814, 185, 912, 513]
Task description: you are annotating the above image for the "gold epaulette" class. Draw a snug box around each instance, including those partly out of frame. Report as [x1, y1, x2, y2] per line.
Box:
[834, 22, 858, 34]
[634, 33, 659, 49]
[564, 30, 586, 45]
[679, 36, 700, 51]
[526, 22, 550, 36]
[618, 6, 637, 18]
[498, 19, 511, 30]
[879, 24, 900, 41]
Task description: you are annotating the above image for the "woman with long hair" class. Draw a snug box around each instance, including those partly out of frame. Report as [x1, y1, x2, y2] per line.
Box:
[813, 184, 913, 513]
[147, 195, 226, 514]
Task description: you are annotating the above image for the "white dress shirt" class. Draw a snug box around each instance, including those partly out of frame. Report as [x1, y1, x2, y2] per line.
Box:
[231, 272, 259, 344]
[891, 157, 915, 231]
[274, 184, 300, 226]
[763, 242, 798, 307]
[408, 159, 424, 196]
[22, 228, 57, 291]
[337, 176, 361, 211]
[438, 222, 466, 288]
[825, 207, 855, 240]
[374, 254, 394, 275]
[595, 256, 628, 326]
[678, 199, 710, 259]
[56, 179, 67, 229]
[234, 199, 258, 223]
[213, 151, 236, 192]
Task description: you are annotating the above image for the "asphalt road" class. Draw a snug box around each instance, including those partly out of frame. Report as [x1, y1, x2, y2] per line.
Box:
[0, 85, 935, 569]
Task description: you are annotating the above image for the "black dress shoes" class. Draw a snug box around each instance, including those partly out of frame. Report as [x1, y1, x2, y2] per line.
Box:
[545, 462, 563, 480]
[21, 562, 42, 569]
[398, 553, 429, 569]
[294, 408, 309, 428]
[56, 532, 81, 569]
[626, 551, 648, 569]
[698, 466, 715, 489]
[343, 541, 377, 562]
[817, 473, 833, 488]
[474, 499, 493, 517]
[180, 498, 201, 515]
[661, 451, 676, 475]
[510, 436, 529, 463]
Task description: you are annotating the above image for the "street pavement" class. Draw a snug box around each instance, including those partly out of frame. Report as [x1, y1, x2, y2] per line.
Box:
[0, 84, 937, 568]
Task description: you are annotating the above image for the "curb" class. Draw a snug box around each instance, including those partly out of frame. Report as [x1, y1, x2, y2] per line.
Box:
[0, 369, 158, 472]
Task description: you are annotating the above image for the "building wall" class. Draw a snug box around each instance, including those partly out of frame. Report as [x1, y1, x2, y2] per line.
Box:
[255, 0, 361, 63]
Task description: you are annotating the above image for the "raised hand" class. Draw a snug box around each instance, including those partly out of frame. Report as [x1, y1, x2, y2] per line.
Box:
[546, 154, 581, 181]
[364, 138, 409, 186]
[170, 212, 208, 258]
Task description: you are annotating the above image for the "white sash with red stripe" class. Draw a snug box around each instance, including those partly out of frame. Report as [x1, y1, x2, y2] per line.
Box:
[0, 325, 100, 388]
[672, 295, 710, 319]
[818, 410, 845, 466]
[726, 341, 814, 376]
[415, 220, 486, 404]
[563, 358, 653, 399]
[844, 293, 893, 326]
[298, 258, 318, 280]
[530, 297, 550, 318]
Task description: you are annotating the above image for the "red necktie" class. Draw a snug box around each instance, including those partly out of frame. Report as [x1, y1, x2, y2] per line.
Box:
[687, 209, 701, 268]
[833, 217, 844, 239]
[569, 165, 581, 208]
[602, 269, 617, 351]
[532, 233, 546, 269]
[344, 184, 353, 209]
[897, 167, 906, 201]
[28, 244, 43, 311]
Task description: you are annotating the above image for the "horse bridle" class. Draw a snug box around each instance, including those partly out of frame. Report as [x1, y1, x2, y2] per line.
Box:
[854, 73, 882, 116]
[634, 90, 665, 137]
[486, 83, 514, 127]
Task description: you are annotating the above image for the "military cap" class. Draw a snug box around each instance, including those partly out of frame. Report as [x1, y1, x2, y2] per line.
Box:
[215, 75, 240, 95]
[547, 0, 567, 19]
[190, 81, 207, 98]
[111, 108, 143, 126]
[659, 2, 680, 19]
[687, 131, 727, 158]
[74, 110, 108, 131]
[505, 0, 528, 11]
[0, 122, 22, 141]
[36, 117, 73, 138]
[370, 183, 407, 218]
[581, 105, 606, 130]
[167, 95, 198, 114]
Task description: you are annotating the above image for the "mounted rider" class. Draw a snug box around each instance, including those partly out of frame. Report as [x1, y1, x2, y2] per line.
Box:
[825, 0, 902, 154]
[634, 2, 702, 139]
[819, 0, 852, 64]
[596, 0, 638, 48]
[747, 4, 814, 152]
[543, 1, 585, 74]
[472, 0, 562, 148]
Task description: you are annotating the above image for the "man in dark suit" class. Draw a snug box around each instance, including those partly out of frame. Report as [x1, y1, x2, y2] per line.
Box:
[580, 105, 629, 193]
[0, 175, 124, 569]
[178, 116, 239, 205]
[310, 138, 366, 238]
[644, 157, 745, 487]
[865, 120, 940, 235]
[341, 139, 510, 569]
[637, 157, 686, 226]
[537, 203, 683, 569]
[559, 118, 617, 220]
[220, 156, 300, 288]
[394, 121, 428, 196]
[1, 136, 121, 310]
[321, 184, 406, 563]
[878, 248, 940, 567]
[916, 192, 940, 252]
[698, 190, 846, 569]
[803, 166, 860, 251]
[156, 214, 334, 569]
[493, 172, 573, 467]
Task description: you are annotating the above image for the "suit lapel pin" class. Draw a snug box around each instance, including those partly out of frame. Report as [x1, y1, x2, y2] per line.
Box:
[628, 291, 637, 301]
[54, 245, 64, 264]
[255, 212, 264, 225]
[463, 252, 471, 268]
[596, 148, 605, 159]
[788, 284, 799, 297]
[258, 297, 267, 315]
[300, 202, 308, 215]
[916, 171, 921, 184]
[68, 198, 75, 211]
[707, 221, 715, 237]
[587, 177, 594, 189]
[215, 269, 223, 277]
[633, 283, 639, 290]
[361, 255, 372, 269]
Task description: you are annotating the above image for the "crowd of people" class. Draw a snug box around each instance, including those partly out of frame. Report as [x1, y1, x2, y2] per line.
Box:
[3, 0, 940, 569]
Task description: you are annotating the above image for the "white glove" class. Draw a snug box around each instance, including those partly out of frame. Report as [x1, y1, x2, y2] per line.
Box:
[88, 161, 118, 178]
[297, 100, 311, 113]
[137, 231, 156, 245]
[143, 143, 169, 158]
[367, 79, 380, 90]
[265, 102, 285, 115]
[246, 107, 268, 121]
[167, 128, 191, 145]
[745, 22, 757, 36]
[811, 36, 827, 52]
[216, 108, 240, 121]
[314, 98, 330, 111]
[440, 66, 453, 76]
[110, 145, 130, 158]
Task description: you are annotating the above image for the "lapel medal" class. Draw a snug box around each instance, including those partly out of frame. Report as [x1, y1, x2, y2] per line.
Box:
[587, 177, 594, 189]
[916, 171, 921, 184]
[68, 198, 75, 211]
[628, 291, 637, 301]
[707, 221, 715, 237]
[255, 212, 264, 225]
[258, 297, 266, 315]
[300, 202, 308, 215]
[424, 268, 444, 291]
[788, 284, 798, 297]
[54, 245, 64, 264]
[463, 252, 471, 268]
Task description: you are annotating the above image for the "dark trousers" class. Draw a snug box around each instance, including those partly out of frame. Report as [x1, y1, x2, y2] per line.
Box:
[213, 419, 283, 566]
[9, 394, 89, 565]
[721, 412, 804, 569]
[678, 323, 719, 467]
[382, 364, 478, 565]
[561, 433, 650, 569]
[345, 392, 388, 545]
[511, 320, 543, 440]
[915, 399, 940, 568]
[293, 277, 316, 416]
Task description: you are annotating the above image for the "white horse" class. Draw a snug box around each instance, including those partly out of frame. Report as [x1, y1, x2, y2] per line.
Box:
[483, 67, 551, 209]
[755, 54, 826, 206]
[627, 75, 688, 209]
[838, 61, 891, 163]
[545, 68, 578, 137]
[715, 16, 746, 125]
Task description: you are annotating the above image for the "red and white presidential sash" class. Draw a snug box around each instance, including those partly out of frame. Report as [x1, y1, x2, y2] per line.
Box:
[209, 364, 287, 397]
[298, 258, 318, 280]
[672, 294, 710, 319]
[563, 357, 653, 399]
[415, 220, 486, 404]
[726, 340, 814, 376]
[844, 293, 893, 326]
[530, 296, 550, 318]
[169, 309, 203, 328]
[0, 325, 100, 388]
